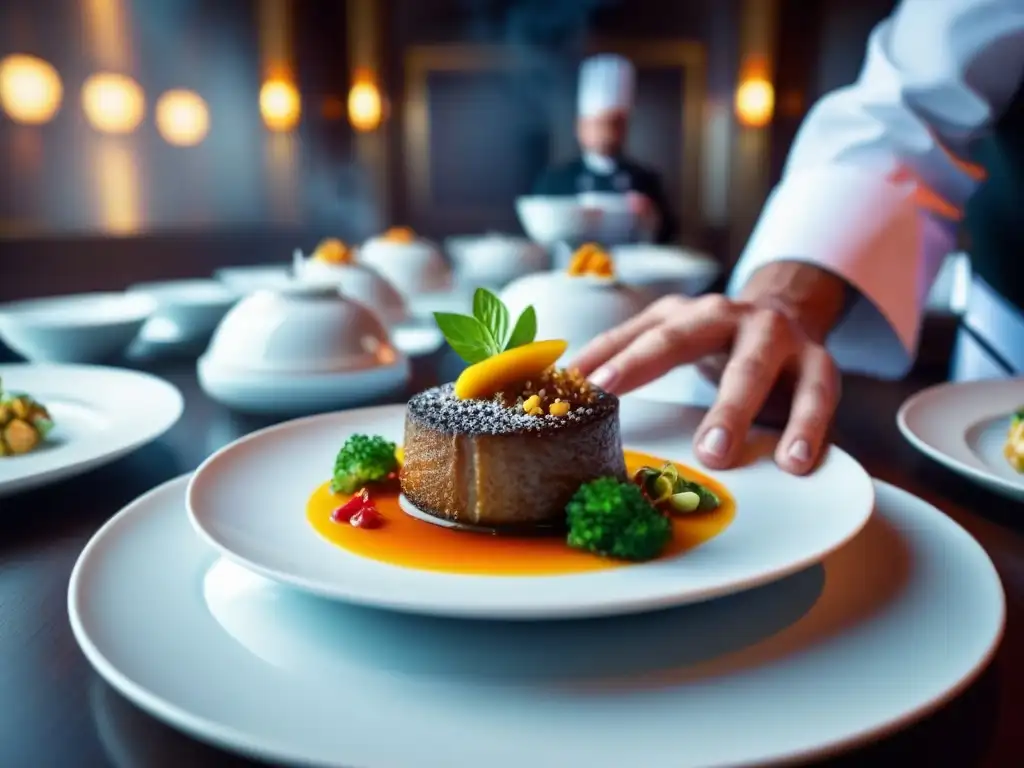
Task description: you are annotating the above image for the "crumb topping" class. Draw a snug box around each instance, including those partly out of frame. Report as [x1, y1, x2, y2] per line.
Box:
[407, 378, 617, 436]
[494, 367, 597, 412]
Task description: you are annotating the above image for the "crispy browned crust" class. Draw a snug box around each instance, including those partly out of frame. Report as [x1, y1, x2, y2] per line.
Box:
[399, 384, 626, 529]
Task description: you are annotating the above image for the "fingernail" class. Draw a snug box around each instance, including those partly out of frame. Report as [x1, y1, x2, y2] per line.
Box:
[700, 427, 730, 458]
[589, 365, 618, 390]
[787, 439, 811, 464]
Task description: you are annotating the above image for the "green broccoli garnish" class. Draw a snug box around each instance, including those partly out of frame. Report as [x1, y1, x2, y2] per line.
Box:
[330, 434, 399, 494]
[566, 477, 672, 562]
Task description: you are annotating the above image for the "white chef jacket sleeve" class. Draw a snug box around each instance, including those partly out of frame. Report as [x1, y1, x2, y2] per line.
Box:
[727, 0, 1024, 378]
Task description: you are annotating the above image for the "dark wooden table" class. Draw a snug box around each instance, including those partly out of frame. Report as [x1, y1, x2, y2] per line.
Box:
[1, 348, 1022, 768]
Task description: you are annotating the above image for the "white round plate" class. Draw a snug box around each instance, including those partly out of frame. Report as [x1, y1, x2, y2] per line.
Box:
[0, 364, 183, 498]
[70, 475, 1005, 768]
[898, 377, 1024, 501]
[185, 398, 875, 619]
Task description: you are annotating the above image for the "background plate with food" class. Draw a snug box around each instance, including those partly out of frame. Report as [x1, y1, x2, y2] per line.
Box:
[898, 377, 1024, 502]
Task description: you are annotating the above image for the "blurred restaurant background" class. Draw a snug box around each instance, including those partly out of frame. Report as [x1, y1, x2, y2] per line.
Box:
[3, 0, 967, 333]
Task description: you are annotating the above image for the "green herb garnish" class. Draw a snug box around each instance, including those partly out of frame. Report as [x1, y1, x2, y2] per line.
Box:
[330, 434, 399, 494]
[434, 287, 536, 365]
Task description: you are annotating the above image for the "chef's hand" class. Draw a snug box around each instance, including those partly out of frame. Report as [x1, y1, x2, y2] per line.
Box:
[570, 261, 849, 475]
[625, 191, 656, 220]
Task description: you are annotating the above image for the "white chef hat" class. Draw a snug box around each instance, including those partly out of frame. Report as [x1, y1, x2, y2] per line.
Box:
[577, 54, 635, 118]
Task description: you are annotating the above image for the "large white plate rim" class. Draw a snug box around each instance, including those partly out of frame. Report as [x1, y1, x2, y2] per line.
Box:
[68, 474, 1006, 768]
[897, 377, 1024, 497]
[0, 364, 183, 497]
[184, 399, 876, 619]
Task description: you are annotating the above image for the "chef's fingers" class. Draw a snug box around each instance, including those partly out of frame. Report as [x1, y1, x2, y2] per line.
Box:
[569, 304, 667, 376]
[583, 306, 735, 395]
[695, 353, 729, 386]
[774, 346, 841, 475]
[694, 310, 795, 469]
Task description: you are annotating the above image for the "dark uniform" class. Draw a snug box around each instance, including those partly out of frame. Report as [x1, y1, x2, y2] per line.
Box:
[532, 157, 676, 244]
[957, 79, 1024, 378]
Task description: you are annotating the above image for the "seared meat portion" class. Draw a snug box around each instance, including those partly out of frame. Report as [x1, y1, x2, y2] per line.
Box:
[400, 384, 625, 529]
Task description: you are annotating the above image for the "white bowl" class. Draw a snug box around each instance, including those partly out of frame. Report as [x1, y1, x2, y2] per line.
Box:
[516, 194, 649, 247]
[0, 292, 156, 363]
[213, 266, 291, 293]
[446, 233, 549, 289]
[515, 196, 588, 245]
[357, 237, 451, 298]
[128, 279, 241, 345]
[499, 272, 650, 360]
[292, 251, 409, 327]
[612, 245, 722, 299]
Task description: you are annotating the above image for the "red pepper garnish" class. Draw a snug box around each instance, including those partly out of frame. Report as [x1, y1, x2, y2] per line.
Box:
[331, 488, 371, 523]
[350, 505, 383, 529]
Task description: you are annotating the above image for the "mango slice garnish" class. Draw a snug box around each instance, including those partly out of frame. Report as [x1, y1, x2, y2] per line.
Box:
[313, 238, 354, 264]
[567, 243, 614, 278]
[454, 339, 569, 400]
[383, 226, 416, 243]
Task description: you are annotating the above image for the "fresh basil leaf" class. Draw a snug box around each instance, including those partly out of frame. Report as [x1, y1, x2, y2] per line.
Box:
[472, 287, 510, 351]
[505, 305, 537, 351]
[433, 312, 497, 364]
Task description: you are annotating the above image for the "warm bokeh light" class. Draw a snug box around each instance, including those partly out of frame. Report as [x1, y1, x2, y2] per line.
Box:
[259, 78, 300, 132]
[82, 73, 145, 134]
[0, 54, 63, 125]
[348, 75, 382, 132]
[95, 139, 142, 234]
[735, 77, 775, 128]
[155, 89, 209, 147]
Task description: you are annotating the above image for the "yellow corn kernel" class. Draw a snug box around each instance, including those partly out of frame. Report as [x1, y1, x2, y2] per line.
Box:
[528, 406, 544, 416]
[549, 400, 570, 417]
[522, 394, 541, 412]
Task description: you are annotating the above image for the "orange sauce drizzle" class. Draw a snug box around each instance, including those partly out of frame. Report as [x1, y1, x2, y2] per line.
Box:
[306, 450, 735, 576]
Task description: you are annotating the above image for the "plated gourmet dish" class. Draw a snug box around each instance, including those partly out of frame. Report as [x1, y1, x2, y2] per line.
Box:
[1005, 407, 1024, 473]
[0, 377, 54, 457]
[305, 288, 734, 574]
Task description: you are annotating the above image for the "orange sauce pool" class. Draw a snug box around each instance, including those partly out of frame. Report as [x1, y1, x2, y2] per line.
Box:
[306, 450, 735, 576]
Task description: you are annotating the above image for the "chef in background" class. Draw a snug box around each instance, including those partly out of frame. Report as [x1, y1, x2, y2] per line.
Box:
[572, 0, 1024, 476]
[532, 53, 676, 243]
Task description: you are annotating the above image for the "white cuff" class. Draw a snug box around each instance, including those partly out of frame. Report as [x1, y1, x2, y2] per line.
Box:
[728, 165, 956, 379]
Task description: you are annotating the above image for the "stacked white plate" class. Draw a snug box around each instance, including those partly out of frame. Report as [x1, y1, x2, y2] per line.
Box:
[69, 398, 1004, 767]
